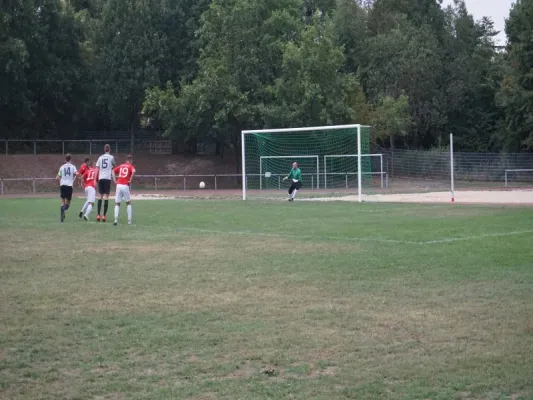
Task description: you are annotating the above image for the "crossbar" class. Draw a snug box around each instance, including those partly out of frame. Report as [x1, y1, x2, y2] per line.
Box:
[243, 124, 368, 134]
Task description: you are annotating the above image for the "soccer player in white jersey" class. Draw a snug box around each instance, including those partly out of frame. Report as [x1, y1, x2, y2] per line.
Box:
[55, 153, 78, 222]
[94, 144, 116, 222]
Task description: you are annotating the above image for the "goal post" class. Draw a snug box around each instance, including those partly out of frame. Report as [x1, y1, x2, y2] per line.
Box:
[241, 124, 372, 201]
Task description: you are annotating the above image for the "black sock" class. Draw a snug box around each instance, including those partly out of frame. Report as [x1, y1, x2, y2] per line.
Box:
[97, 199, 102, 215]
[104, 200, 109, 216]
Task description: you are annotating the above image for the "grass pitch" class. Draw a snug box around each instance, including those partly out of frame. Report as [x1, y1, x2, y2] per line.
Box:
[1, 198, 533, 400]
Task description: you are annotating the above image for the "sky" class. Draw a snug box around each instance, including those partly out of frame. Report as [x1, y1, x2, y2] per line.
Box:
[441, 0, 514, 45]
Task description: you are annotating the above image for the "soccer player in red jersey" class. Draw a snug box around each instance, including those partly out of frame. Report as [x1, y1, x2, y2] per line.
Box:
[81, 162, 99, 221]
[78, 157, 91, 218]
[78, 157, 90, 178]
[112, 154, 136, 226]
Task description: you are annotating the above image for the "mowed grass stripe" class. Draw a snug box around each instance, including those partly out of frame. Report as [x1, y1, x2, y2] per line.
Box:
[175, 226, 533, 245]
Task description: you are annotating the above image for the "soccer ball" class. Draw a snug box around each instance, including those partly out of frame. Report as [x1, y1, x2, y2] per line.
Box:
[199, 181, 205, 189]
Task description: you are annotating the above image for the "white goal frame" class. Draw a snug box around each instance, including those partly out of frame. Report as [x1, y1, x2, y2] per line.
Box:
[260, 155, 319, 190]
[242, 124, 367, 201]
[324, 154, 384, 189]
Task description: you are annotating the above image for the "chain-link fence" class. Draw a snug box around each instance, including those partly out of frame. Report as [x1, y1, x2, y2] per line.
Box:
[2, 146, 533, 194]
[0, 140, 135, 155]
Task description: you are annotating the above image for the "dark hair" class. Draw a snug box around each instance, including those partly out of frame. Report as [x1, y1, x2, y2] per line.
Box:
[126, 154, 133, 162]
[65, 153, 72, 162]
[84, 157, 90, 163]
[104, 144, 111, 153]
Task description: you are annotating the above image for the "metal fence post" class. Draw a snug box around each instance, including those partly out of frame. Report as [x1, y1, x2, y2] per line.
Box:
[380, 154, 384, 189]
[311, 175, 314, 189]
[183, 176, 186, 190]
[154, 176, 157, 191]
[62, 141, 65, 155]
[5, 140, 7, 156]
[1, 179, 3, 195]
[115, 141, 118, 154]
[345, 174, 348, 189]
[34, 141, 36, 155]
[505, 171, 508, 187]
[215, 175, 217, 190]
[33, 178, 36, 193]
[90, 140, 92, 155]
[278, 176, 281, 190]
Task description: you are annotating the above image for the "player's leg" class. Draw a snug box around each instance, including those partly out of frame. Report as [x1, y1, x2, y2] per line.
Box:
[123, 185, 132, 224]
[291, 182, 301, 200]
[113, 185, 123, 225]
[84, 187, 95, 220]
[102, 180, 110, 222]
[79, 201, 88, 218]
[60, 186, 73, 221]
[126, 201, 132, 224]
[96, 182, 103, 221]
[288, 183, 296, 201]
[79, 189, 89, 218]
[60, 187, 66, 222]
[64, 187, 73, 211]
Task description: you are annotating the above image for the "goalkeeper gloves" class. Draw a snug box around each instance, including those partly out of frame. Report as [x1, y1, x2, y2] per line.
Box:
[292, 179, 298, 183]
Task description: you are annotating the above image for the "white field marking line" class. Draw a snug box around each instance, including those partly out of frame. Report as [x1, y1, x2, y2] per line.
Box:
[176, 227, 533, 246]
[420, 229, 533, 244]
[176, 227, 417, 245]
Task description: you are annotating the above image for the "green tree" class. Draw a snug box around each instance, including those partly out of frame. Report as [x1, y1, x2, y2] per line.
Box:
[371, 94, 412, 150]
[499, 0, 533, 150]
[442, 0, 503, 151]
[262, 14, 366, 127]
[362, 22, 446, 148]
[144, 0, 302, 168]
[1, 0, 86, 138]
[92, 0, 175, 150]
[332, 0, 368, 73]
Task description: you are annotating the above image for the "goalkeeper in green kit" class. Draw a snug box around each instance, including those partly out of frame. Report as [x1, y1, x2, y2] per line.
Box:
[283, 162, 302, 202]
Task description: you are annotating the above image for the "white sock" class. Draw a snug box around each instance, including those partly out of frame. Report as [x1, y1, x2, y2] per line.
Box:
[127, 204, 132, 223]
[292, 189, 298, 199]
[288, 192, 291, 199]
[81, 200, 89, 213]
[114, 205, 120, 222]
[85, 204, 93, 217]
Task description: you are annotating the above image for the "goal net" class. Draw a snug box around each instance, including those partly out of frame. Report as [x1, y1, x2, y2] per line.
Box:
[241, 124, 375, 200]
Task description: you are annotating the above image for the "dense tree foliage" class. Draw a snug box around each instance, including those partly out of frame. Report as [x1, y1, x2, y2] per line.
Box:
[2, 0, 532, 154]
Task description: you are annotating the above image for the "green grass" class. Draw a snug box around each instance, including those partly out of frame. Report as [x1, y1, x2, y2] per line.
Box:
[1, 198, 533, 400]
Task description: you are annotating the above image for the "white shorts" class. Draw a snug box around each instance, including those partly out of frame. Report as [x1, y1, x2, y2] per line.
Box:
[85, 186, 96, 203]
[115, 184, 131, 203]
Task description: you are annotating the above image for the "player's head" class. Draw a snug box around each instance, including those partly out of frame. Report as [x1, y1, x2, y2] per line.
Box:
[292, 162, 298, 169]
[84, 157, 90, 164]
[104, 144, 111, 153]
[125, 154, 133, 164]
[65, 153, 72, 162]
